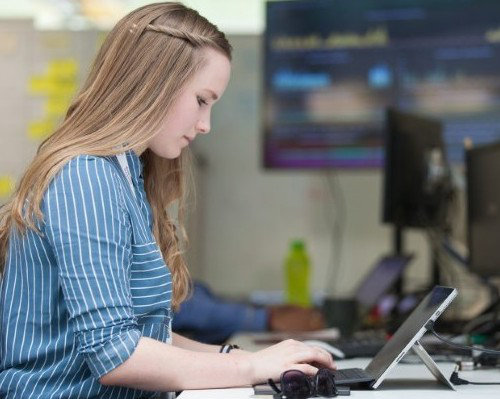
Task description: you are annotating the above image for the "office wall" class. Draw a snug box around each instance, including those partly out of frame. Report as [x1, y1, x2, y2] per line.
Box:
[0, 24, 433, 299]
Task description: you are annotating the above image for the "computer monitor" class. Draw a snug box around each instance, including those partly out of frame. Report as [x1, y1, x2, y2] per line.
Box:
[263, 0, 500, 169]
[466, 142, 500, 277]
[383, 108, 452, 228]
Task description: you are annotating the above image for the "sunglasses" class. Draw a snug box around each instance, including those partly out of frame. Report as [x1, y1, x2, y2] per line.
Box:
[268, 368, 338, 399]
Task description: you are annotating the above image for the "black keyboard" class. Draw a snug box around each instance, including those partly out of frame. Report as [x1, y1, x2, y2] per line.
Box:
[327, 332, 387, 358]
[330, 333, 472, 360]
[334, 337, 386, 358]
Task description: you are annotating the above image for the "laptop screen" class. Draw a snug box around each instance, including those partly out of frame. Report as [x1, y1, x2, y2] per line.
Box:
[356, 255, 413, 309]
[365, 286, 457, 383]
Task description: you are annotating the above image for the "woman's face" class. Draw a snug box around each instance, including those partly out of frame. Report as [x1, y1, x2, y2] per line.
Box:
[147, 48, 231, 159]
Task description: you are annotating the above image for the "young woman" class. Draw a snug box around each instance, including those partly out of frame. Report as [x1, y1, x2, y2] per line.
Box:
[0, 3, 334, 398]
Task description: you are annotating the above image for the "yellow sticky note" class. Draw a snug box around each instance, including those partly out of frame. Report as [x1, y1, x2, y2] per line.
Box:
[48, 59, 78, 79]
[28, 120, 55, 140]
[29, 76, 51, 94]
[0, 176, 15, 198]
[53, 80, 77, 96]
[45, 98, 70, 116]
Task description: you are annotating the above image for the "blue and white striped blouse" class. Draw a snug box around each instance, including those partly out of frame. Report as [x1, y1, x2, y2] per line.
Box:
[0, 151, 173, 398]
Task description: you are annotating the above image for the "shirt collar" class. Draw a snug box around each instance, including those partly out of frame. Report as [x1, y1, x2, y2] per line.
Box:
[124, 149, 143, 184]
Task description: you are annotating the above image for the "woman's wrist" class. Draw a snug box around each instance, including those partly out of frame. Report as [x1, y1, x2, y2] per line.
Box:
[229, 348, 251, 357]
[228, 348, 255, 385]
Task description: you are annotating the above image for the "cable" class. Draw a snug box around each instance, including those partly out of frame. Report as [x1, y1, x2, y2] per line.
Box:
[324, 172, 346, 296]
[463, 312, 500, 336]
[450, 365, 500, 386]
[324, 172, 340, 295]
[425, 321, 500, 355]
[427, 320, 500, 386]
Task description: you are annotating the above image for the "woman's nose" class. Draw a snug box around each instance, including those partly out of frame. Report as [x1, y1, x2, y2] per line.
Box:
[196, 115, 211, 134]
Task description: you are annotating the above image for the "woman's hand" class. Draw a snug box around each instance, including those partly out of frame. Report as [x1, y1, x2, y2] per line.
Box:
[243, 339, 336, 384]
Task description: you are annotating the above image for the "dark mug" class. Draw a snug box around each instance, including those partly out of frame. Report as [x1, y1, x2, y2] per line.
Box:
[321, 298, 360, 337]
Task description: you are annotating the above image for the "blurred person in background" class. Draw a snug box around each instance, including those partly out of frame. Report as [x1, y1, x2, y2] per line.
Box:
[173, 280, 326, 343]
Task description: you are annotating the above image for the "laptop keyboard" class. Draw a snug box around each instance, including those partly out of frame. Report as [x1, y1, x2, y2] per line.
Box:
[334, 337, 386, 358]
[328, 331, 387, 358]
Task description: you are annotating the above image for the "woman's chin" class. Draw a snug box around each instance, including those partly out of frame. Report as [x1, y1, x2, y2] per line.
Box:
[149, 147, 182, 160]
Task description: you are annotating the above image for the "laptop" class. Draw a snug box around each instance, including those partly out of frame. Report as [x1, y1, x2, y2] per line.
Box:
[255, 286, 457, 392]
[355, 254, 413, 312]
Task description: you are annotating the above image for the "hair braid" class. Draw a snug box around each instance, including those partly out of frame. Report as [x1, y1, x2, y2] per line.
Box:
[145, 24, 215, 47]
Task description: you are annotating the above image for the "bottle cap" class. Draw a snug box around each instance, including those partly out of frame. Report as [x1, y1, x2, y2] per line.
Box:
[291, 239, 305, 250]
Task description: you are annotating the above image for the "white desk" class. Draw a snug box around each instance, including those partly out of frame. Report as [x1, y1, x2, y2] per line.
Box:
[178, 358, 500, 399]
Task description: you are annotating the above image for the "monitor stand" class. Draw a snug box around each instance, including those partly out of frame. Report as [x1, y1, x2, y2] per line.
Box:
[412, 340, 455, 390]
[392, 226, 441, 297]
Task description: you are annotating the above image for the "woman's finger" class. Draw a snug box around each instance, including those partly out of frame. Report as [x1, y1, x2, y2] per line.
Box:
[292, 363, 319, 376]
[292, 348, 333, 368]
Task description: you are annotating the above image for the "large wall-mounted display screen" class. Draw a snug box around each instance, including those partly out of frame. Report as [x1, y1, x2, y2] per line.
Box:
[263, 0, 500, 168]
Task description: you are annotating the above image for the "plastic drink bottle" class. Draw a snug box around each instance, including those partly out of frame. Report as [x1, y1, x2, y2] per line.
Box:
[284, 239, 311, 307]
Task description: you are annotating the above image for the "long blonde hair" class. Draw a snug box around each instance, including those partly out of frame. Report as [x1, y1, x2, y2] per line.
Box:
[0, 2, 232, 308]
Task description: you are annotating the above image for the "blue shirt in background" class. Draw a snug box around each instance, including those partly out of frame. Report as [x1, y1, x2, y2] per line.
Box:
[173, 281, 268, 344]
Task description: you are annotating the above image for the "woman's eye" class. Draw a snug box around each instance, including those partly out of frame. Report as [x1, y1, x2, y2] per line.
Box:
[197, 96, 208, 106]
